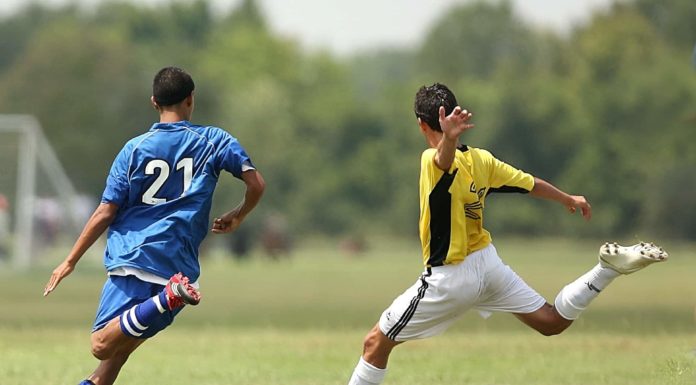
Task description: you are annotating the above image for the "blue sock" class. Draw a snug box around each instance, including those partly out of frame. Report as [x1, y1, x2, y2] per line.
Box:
[78, 380, 95, 385]
[119, 291, 168, 337]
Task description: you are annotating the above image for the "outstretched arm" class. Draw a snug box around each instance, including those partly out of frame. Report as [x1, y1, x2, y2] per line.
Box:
[44, 202, 119, 296]
[211, 170, 265, 234]
[530, 177, 591, 220]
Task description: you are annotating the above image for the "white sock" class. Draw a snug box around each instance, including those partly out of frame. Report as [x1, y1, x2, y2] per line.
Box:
[348, 357, 387, 385]
[554, 263, 620, 320]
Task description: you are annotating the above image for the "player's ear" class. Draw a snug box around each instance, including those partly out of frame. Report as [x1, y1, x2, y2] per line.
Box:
[417, 117, 429, 134]
[185, 93, 194, 107]
[150, 96, 159, 111]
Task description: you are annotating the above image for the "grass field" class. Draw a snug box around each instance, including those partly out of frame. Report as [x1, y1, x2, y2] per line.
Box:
[1, 237, 695, 384]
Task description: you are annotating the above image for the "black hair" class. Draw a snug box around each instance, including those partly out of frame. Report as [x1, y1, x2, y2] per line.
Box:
[413, 83, 458, 132]
[152, 67, 195, 106]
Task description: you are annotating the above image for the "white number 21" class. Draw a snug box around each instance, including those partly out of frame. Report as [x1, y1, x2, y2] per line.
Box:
[142, 158, 193, 205]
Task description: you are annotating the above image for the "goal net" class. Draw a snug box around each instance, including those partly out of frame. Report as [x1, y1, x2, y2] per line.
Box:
[0, 115, 85, 269]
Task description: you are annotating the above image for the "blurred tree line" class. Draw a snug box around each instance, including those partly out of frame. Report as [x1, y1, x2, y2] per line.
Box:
[0, 0, 693, 240]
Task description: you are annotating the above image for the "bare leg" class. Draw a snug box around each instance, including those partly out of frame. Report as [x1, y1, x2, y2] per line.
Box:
[362, 323, 402, 368]
[514, 302, 573, 336]
[83, 273, 202, 384]
[517, 248, 628, 332]
[88, 338, 145, 385]
[82, 316, 146, 385]
[90, 317, 139, 360]
[348, 324, 402, 385]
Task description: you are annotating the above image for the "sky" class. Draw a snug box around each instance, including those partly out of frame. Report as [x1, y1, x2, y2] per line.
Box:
[0, 0, 614, 55]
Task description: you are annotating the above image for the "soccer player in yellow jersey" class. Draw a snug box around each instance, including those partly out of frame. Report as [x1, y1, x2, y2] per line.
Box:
[347, 83, 668, 385]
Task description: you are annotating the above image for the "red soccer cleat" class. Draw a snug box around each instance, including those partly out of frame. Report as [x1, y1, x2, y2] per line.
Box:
[164, 273, 201, 310]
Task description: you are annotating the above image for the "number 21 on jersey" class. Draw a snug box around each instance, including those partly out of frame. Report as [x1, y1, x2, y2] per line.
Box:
[142, 158, 193, 205]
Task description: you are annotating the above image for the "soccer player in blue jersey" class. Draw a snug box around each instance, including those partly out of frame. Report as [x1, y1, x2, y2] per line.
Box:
[347, 83, 668, 385]
[43, 67, 265, 385]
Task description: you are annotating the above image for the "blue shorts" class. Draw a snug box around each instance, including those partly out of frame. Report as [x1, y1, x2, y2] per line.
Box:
[93, 275, 182, 339]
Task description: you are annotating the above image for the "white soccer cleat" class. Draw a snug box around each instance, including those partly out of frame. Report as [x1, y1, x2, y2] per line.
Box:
[599, 242, 668, 274]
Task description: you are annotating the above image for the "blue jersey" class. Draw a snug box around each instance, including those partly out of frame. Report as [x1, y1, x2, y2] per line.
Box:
[101, 120, 253, 282]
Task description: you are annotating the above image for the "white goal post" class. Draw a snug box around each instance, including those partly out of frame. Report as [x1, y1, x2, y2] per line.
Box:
[0, 115, 83, 269]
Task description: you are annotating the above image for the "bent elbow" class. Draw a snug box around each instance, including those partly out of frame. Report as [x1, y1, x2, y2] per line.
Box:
[257, 176, 266, 194]
[248, 172, 266, 197]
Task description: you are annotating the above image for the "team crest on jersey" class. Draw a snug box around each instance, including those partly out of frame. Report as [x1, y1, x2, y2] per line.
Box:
[465, 182, 486, 220]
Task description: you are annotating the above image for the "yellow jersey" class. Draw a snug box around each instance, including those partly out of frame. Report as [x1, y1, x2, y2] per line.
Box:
[419, 145, 534, 267]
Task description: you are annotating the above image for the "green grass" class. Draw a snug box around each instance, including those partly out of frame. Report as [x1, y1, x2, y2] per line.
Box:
[1, 237, 695, 384]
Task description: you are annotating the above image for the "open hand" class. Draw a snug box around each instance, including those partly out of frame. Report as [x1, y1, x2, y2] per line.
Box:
[44, 260, 75, 296]
[439, 106, 474, 140]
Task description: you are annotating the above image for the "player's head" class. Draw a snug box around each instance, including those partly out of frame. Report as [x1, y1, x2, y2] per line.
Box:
[414, 83, 458, 132]
[151, 66, 195, 119]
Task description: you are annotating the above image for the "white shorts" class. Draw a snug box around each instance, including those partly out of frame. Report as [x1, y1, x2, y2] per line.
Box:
[379, 243, 546, 341]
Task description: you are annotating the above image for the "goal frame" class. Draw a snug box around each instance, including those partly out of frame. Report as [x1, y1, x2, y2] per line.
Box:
[0, 115, 82, 269]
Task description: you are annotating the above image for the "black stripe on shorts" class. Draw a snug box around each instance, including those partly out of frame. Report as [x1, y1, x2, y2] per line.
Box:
[386, 269, 431, 340]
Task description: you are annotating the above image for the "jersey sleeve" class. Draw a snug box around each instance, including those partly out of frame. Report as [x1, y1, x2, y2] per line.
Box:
[485, 150, 535, 193]
[216, 133, 254, 179]
[101, 144, 131, 206]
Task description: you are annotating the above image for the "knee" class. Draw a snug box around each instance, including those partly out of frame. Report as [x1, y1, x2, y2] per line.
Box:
[90, 333, 112, 360]
[361, 326, 397, 369]
[523, 306, 573, 337]
[362, 328, 382, 353]
[91, 343, 109, 360]
[536, 322, 569, 337]
[537, 327, 561, 337]
[91, 340, 132, 363]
